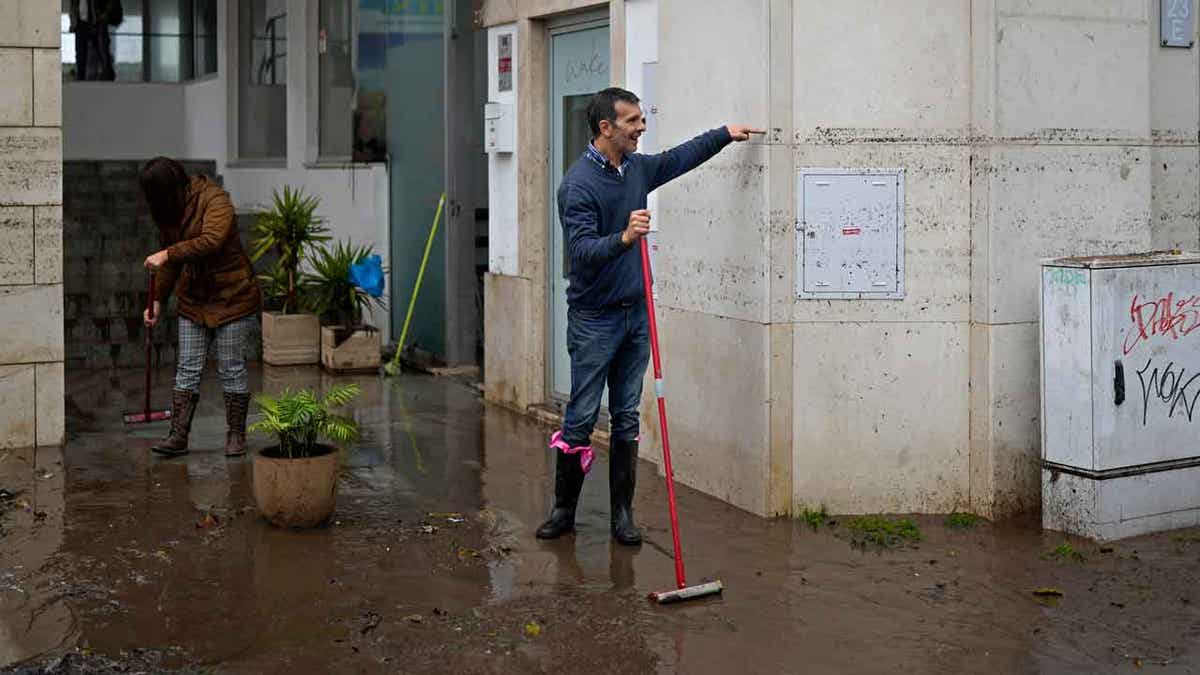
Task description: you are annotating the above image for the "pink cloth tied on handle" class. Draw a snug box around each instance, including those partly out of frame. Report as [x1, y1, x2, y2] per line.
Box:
[549, 430, 594, 474]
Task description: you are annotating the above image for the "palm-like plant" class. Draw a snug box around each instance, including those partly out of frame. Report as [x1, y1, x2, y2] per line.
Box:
[305, 240, 387, 330]
[249, 186, 331, 314]
[248, 384, 361, 458]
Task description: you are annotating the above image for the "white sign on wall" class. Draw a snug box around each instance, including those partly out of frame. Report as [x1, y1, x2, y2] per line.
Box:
[1162, 0, 1195, 48]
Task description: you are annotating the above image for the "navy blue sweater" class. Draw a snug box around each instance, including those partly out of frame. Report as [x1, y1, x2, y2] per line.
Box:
[556, 126, 733, 310]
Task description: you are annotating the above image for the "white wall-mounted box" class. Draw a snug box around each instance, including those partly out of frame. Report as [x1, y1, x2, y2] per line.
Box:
[796, 168, 905, 300]
[484, 102, 513, 154]
[1041, 252, 1200, 541]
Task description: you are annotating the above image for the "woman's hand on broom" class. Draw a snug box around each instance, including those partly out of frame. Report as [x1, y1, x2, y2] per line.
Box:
[144, 301, 161, 328]
[143, 249, 169, 270]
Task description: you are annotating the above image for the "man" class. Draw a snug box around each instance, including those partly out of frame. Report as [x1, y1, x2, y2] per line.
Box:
[537, 87, 761, 545]
[69, 0, 122, 81]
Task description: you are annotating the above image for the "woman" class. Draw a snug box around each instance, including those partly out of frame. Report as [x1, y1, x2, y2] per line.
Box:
[140, 157, 261, 457]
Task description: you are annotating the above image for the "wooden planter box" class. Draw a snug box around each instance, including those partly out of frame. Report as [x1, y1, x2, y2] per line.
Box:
[321, 325, 381, 373]
[262, 311, 320, 366]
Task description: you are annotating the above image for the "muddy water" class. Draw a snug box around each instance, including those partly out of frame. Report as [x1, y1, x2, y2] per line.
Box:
[1, 365, 1199, 674]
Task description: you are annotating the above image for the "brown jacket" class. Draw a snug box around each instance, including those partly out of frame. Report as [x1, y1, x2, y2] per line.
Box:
[155, 176, 261, 327]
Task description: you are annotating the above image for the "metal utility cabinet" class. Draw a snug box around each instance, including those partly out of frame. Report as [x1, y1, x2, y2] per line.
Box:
[1041, 252, 1200, 541]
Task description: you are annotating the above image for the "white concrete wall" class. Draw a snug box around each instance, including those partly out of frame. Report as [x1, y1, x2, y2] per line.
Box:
[63, 83, 189, 159]
[789, 1, 974, 515]
[0, 0, 64, 449]
[649, 0, 773, 514]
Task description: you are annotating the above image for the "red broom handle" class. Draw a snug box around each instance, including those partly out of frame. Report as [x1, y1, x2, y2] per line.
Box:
[639, 237, 687, 590]
[145, 271, 155, 417]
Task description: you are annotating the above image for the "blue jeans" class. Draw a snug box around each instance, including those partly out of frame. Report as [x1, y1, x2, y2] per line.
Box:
[561, 302, 650, 447]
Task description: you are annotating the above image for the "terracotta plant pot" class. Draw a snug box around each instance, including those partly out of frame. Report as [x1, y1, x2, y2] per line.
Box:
[252, 445, 339, 528]
[262, 311, 321, 366]
[320, 325, 381, 373]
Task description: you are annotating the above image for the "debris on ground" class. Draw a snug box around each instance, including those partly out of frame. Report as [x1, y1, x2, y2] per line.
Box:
[524, 621, 542, 638]
[359, 612, 382, 635]
[4, 648, 200, 674]
[1032, 587, 1065, 607]
[944, 512, 980, 529]
[427, 511, 464, 523]
[844, 516, 922, 548]
[1042, 542, 1086, 563]
[798, 505, 830, 530]
[195, 509, 221, 530]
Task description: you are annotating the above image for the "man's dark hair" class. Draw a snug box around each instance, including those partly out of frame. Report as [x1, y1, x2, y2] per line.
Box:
[587, 87, 640, 137]
[139, 156, 189, 232]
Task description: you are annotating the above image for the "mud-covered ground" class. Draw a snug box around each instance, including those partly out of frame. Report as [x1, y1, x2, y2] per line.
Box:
[1, 365, 1198, 674]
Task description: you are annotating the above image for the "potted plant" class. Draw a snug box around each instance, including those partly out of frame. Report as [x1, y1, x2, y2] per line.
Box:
[306, 240, 387, 373]
[250, 186, 330, 366]
[249, 384, 360, 527]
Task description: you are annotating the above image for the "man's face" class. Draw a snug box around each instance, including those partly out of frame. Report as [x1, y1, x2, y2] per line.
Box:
[600, 99, 647, 155]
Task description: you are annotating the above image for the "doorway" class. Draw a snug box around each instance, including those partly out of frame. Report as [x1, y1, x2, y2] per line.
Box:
[547, 14, 610, 401]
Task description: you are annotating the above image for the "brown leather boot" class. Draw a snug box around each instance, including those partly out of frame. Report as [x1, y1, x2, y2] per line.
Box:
[151, 389, 198, 457]
[223, 391, 251, 457]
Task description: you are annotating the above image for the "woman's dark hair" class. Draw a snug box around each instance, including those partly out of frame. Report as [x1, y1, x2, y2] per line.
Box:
[139, 156, 189, 230]
[587, 87, 641, 137]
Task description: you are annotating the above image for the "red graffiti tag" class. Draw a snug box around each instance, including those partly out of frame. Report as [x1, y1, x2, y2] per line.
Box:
[1123, 292, 1200, 355]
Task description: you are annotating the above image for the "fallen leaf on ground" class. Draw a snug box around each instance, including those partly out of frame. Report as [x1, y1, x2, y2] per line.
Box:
[196, 511, 221, 529]
[154, 550, 171, 563]
[457, 547, 480, 560]
[525, 621, 541, 638]
[404, 614, 423, 624]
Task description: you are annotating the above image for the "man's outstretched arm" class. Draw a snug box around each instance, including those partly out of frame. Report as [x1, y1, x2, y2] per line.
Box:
[644, 124, 764, 191]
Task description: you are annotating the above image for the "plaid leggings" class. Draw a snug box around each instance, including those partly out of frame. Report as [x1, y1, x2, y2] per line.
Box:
[175, 315, 256, 394]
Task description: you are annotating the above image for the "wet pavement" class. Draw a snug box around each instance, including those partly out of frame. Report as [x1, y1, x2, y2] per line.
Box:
[1, 364, 1199, 673]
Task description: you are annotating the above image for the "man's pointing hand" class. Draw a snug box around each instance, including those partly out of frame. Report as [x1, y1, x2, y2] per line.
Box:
[727, 125, 766, 142]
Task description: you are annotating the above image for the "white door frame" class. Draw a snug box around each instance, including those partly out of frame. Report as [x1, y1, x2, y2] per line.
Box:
[545, 10, 610, 406]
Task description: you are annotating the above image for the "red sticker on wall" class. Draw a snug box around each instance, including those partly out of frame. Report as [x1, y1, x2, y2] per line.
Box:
[842, 227, 861, 235]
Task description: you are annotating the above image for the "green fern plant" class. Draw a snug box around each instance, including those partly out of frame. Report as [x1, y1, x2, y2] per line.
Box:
[249, 185, 331, 314]
[249, 384, 361, 458]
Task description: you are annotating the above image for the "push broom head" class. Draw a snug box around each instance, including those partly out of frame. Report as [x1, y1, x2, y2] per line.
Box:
[648, 579, 723, 605]
[123, 409, 171, 424]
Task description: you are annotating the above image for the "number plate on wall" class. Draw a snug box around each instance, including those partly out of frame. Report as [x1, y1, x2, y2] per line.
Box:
[797, 168, 905, 300]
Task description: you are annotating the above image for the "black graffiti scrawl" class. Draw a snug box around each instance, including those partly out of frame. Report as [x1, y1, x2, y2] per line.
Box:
[1136, 358, 1200, 426]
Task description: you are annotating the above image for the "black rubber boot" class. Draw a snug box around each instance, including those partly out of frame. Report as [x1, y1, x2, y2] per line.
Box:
[610, 439, 643, 545]
[152, 388, 198, 457]
[535, 450, 587, 539]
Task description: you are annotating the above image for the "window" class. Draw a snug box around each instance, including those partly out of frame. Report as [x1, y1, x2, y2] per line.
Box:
[319, 0, 354, 159]
[60, 0, 218, 82]
[238, 0, 288, 160]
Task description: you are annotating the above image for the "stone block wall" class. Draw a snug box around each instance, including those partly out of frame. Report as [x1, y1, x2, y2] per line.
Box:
[0, 1, 65, 449]
[63, 160, 263, 370]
